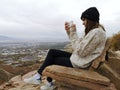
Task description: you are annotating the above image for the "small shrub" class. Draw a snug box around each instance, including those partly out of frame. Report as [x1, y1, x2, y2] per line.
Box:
[110, 32, 120, 51]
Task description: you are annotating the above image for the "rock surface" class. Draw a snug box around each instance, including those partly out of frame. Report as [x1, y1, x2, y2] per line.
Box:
[0, 71, 46, 90]
[43, 65, 116, 90]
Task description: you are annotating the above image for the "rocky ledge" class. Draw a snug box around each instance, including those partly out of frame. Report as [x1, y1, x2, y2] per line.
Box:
[0, 50, 120, 90]
[0, 70, 47, 90]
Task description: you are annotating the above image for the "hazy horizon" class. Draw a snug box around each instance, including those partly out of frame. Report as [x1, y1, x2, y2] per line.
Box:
[0, 35, 70, 42]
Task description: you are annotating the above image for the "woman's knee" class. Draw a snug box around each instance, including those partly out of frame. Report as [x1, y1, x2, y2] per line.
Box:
[47, 49, 58, 56]
[49, 49, 57, 53]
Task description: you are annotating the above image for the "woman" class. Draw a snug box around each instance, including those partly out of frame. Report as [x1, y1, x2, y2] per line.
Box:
[24, 7, 106, 90]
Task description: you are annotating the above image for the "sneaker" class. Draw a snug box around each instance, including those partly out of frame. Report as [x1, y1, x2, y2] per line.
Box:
[23, 73, 41, 85]
[40, 82, 56, 90]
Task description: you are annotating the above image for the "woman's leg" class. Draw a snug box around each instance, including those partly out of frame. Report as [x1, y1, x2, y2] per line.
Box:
[40, 56, 73, 90]
[38, 49, 71, 75]
[47, 56, 73, 82]
[37, 49, 72, 75]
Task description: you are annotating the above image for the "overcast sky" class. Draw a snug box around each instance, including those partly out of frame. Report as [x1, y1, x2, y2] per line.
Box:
[0, 0, 120, 41]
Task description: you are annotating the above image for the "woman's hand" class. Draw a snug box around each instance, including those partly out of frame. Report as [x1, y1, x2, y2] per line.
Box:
[65, 22, 76, 32]
[65, 22, 70, 31]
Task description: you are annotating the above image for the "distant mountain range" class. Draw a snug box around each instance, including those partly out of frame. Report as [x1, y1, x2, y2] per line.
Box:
[0, 35, 69, 49]
[0, 35, 15, 41]
[0, 35, 69, 43]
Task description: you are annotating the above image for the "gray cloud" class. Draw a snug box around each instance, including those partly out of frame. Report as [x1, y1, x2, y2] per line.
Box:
[0, 0, 120, 41]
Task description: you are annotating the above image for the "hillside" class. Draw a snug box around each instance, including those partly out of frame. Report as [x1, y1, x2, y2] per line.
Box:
[0, 47, 120, 90]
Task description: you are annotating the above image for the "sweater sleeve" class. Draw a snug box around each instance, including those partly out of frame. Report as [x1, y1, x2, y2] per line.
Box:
[68, 30, 83, 50]
[76, 29, 105, 57]
[70, 32, 82, 50]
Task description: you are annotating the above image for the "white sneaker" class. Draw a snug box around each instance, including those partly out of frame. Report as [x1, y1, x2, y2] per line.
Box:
[40, 82, 56, 90]
[24, 73, 41, 85]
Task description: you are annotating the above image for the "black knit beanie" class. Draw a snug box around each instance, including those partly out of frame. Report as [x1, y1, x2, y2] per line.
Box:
[81, 7, 100, 22]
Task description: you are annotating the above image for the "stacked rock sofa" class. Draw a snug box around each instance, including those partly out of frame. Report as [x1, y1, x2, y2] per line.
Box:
[43, 38, 118, 90]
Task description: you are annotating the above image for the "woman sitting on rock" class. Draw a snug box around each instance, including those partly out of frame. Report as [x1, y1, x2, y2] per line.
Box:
[24, 7, 106, 90]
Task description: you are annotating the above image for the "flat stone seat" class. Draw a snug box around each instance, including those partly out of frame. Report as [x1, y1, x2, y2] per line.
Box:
[43, 65, 110, 86]
[43, 65, 112, 90]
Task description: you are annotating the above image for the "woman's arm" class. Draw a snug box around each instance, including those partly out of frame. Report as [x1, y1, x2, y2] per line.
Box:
[65, 22, 81, 50]
[76, 29, 106, 57]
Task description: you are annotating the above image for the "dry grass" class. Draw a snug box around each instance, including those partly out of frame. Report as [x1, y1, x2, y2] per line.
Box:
[110, 32, 120, 51]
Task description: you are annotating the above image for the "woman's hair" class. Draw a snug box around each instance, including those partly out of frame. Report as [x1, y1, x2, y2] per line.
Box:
[85, 19, 105, 35]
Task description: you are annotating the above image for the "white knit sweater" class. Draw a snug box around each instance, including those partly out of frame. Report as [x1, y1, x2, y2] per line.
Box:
[68, 26, 106, 68]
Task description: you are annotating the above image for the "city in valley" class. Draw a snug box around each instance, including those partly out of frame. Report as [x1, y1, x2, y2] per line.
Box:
[0, 40, 68, 67]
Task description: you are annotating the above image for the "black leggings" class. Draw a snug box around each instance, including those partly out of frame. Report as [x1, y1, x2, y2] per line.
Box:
[37, 49, 73, 82]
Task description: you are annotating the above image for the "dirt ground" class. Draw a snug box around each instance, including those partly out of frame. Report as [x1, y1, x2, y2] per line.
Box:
[0, 62, 43, 85]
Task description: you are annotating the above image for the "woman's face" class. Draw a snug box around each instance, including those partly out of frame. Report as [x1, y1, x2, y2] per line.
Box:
[82, 18, 87, 28]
